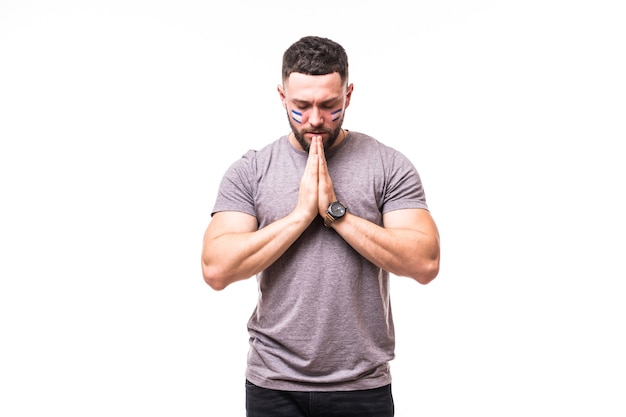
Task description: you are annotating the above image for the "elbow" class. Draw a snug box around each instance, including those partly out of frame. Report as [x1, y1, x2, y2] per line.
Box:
[415, 260, 439, 285]
[201, 253, 252, 291]
[413, 239, 441, 285]
[409, 256, 440, 285]
[201, 260, 229, 291]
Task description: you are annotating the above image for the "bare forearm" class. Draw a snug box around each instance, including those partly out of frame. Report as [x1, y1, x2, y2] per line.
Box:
[332, 213, 440, 284]
[202, 212, 311, 290]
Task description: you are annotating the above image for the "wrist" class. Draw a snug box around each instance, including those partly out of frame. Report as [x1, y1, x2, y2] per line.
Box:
[324, 201, 347, 228]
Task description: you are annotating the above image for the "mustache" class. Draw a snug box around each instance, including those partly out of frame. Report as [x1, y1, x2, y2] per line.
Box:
[301, 128, 332, 135]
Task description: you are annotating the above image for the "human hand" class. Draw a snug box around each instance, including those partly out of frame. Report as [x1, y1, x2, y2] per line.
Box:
[315, 136, 337, 218]
[295, 136, 322, 222]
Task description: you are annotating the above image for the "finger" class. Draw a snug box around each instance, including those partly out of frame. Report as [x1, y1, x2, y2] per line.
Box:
[316, 137, 335, 213]
[317, 137, 328, 177]
[316, 135, 325, 160]
[309, 136, 319, 156]
[305, 137, 319, 173]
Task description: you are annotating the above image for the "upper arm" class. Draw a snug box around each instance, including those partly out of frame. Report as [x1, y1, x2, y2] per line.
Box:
[383, 208, 438, 237]
[204, 211, 258, 242]
[382, 208, 440, 283]
[201, 211, 259, 290]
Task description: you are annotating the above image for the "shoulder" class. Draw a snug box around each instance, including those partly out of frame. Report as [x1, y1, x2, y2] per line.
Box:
[343, 131, 410, 164]
[254, 135, 290, 156]
[345, 131, 399, 152]
[227, 135, 288, 172]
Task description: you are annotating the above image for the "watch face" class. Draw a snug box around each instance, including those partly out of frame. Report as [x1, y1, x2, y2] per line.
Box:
[330, 202, 346, 217]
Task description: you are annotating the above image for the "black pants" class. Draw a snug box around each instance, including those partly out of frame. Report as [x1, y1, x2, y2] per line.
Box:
[245, 379, 394, 417]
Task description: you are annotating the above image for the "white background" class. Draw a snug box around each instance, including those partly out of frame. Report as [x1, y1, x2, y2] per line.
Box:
[1, 0, 625, 415]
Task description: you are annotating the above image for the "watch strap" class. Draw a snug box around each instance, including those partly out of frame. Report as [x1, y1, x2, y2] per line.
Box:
[324, 213, 336, 228]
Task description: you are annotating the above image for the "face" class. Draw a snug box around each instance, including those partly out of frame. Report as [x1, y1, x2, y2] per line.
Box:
[278, 72, 353, 152]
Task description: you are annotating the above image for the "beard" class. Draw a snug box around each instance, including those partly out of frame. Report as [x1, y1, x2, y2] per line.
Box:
[287, 112, 344, 152]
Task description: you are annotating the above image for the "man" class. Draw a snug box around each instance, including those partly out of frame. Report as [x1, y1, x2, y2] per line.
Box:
[202, 36, 440, 417]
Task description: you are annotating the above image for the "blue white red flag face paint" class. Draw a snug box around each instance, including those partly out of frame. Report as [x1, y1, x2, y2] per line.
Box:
[291, 109, 303, 124]
[291, 108, 343, 124]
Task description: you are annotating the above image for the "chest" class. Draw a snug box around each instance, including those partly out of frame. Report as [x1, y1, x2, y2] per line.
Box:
[254, 156, 386, 228]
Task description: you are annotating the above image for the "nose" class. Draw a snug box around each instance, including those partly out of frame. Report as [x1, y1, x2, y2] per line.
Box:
[308, 107, 324, 127]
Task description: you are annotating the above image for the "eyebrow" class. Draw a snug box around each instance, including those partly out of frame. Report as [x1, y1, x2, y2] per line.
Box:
[292, 96, 342, 107]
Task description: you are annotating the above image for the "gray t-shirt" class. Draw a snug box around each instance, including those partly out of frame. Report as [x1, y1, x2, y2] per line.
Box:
[212, 131, 429, 391]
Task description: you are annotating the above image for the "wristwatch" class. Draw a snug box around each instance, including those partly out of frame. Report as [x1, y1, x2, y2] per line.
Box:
[324, 201, 347, 228]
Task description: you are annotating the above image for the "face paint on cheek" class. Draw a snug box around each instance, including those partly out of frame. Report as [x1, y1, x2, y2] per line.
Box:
[291, 109, 303, 124]
[331, 108, 343, 122]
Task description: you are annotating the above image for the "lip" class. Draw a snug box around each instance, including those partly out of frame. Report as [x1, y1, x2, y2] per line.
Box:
[304, 131, 328, 137]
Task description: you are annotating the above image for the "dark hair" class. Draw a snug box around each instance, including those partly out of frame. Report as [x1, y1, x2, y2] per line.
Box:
[282, 36, 349, 85]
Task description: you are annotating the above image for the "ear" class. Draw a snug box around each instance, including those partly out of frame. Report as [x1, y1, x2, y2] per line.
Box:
[277, 84, 287, 108]
[344, 83, 354, 108]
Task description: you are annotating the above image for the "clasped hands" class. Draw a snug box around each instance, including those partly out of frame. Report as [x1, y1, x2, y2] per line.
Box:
[296, 136, 338, 223]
